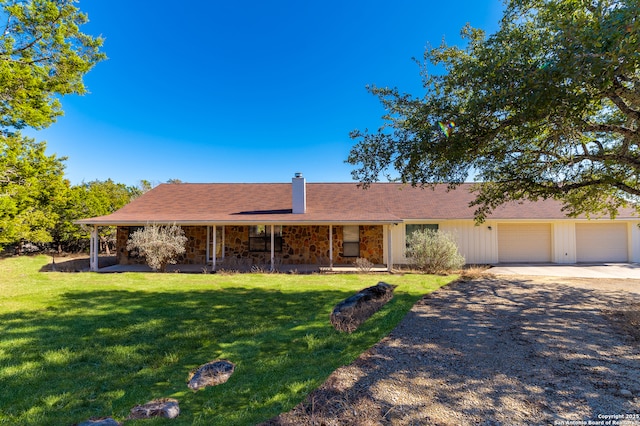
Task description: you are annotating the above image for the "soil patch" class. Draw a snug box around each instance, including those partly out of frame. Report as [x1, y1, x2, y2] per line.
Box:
[263, 275, 640, 425]
[39, 255, 117, 272]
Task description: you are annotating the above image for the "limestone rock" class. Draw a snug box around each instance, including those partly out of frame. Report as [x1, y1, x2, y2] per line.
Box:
[330, 282, 396, 333]
[76, 417, 120, 426]
[188, 359, 235, 391]
[128, 398, 180, 420]
[619, 389, 633, 398]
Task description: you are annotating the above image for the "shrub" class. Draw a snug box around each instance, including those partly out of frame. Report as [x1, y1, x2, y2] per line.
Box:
[354, 257, 374, 273]
[405, 229, 465, 274]
[126, 224, 187, 272]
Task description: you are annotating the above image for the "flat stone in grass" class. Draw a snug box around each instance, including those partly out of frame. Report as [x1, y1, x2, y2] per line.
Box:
[187, 359, 235, 391]
[76, 417, 121, 426]
[330, 282, 396, 333]
[128, 398, 180, 420]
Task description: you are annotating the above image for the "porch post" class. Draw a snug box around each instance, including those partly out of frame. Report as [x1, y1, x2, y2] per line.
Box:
[206, 226, 210, 265]
[387, 224, 393, 273]
[90, 225, 99, 272]
[329, 224, 334, 271]
[212, 225, 217, 271]
[221, 226, 225, 260]
[270, 225, 275, 272]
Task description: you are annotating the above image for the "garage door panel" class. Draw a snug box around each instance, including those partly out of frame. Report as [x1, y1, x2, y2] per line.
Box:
[498, 224, 551, 263]
[576, 223, 627, 262]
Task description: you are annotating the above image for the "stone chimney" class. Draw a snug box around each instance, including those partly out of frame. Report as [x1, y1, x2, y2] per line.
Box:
[292, 172, 306, 214]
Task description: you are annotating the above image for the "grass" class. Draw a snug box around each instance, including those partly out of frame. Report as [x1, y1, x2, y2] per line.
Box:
[0, 255, 456, 425]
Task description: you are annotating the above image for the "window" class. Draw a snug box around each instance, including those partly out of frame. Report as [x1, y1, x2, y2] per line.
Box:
[406, 224, 439, 247]
[249, 225, 282, 252]
[343, 225, 360, 257]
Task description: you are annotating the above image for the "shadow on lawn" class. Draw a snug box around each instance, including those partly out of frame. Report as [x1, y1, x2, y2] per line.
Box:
[1, 285, 398, 425]
[38, 255, 117, 272]
[265, 277, 640, 425]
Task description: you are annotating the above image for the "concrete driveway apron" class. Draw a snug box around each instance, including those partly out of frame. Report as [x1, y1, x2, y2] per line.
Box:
[488, 263, 640, 279]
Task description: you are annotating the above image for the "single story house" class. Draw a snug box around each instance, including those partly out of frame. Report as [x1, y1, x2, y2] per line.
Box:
[77, 173, 640, 272]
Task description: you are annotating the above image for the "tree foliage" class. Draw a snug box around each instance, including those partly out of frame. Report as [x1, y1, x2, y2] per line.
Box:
[405, 229, 465, 274]
[0, 0, 105, 133]
[0, 133, 68, 249]
[53, 179, 139, 252]
[348, 0, 640, 220]
[126, 224, 187, 272]
[0, 136, 142, 252]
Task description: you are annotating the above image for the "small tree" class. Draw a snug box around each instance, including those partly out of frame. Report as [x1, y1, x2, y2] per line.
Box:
[405, 229, 465, 274]
[126, 224, 187, 272]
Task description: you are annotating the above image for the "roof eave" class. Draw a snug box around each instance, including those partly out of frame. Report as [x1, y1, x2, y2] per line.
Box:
[74, 219, 403, 226]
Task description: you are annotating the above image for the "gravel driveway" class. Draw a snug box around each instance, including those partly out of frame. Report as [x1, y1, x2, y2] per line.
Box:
[265, 275, 640, 425]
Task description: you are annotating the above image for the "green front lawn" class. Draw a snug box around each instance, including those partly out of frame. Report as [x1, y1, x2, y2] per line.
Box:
[0, 256, 455, 425]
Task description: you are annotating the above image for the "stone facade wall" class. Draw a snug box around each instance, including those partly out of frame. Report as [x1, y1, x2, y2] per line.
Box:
[222, 226, 271, 266]
[223, 226, 249, 259]
[177, 226, 208, 265]
[115, 224, 385, 266]
[280, 225, 383, 264]
[116, 226, 208, 265]
[115, 227, 132, 264]
[282, 225, 333, 265]
[359, 225, 384, 264]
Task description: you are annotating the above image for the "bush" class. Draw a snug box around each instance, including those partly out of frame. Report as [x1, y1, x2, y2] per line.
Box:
[354, 257, 374, 273]
[405, 229, 465, 274]
[126, 224, 187, 272]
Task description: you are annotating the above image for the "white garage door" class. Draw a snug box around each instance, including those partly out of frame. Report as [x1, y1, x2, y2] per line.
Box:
[498, 223, 552, 263]
[576, 223, 628, 262]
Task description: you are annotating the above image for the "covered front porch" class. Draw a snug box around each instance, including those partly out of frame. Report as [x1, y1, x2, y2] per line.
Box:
[96, 262, 393, 274]
[87, 222, 399, 273]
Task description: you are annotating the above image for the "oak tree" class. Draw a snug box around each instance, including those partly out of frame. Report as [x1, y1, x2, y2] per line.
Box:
[348, 0, 640, 220]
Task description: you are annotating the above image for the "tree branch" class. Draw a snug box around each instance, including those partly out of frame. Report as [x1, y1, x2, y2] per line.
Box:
[608, 78, 640, 122]
[613, 181, 640, 197]
[582, 122, 637, 139]
[2, 9, 64, 58]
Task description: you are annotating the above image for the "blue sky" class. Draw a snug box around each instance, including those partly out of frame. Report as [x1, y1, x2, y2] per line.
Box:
[30, 1, 504, 187]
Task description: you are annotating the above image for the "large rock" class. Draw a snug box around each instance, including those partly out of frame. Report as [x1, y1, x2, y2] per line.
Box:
[330, 282, 396, 333]
[128, 398, 180, 420]
[187, 359, 235, 391]
[76, 418, 120, 426]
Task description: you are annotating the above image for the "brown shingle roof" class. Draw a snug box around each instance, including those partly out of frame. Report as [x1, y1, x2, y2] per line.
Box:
[76, 182, 636, 225]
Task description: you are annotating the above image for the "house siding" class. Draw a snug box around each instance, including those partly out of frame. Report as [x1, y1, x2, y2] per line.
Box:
[631, 223, 640, 263]
[441, 221, 497, 265]
[390, 219, 640, 265]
